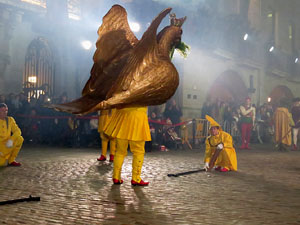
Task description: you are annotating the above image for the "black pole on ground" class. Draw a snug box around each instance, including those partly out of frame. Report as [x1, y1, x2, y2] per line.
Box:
[0, 195, 40, 205]
[167, 168, 206, 177]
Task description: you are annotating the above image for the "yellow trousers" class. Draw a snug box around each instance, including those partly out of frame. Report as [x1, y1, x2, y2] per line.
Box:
[0, 136, 24, 166]
[113, 139, 145, 182]
[100, 132, 116, 156]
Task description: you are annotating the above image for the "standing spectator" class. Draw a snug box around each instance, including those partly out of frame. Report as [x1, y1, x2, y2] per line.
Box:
[0, 95, 6, 104]
[239, 97, 256, 149]
[274, 99, 293, 151]
[163, 99, 182, 134]
[201, 99, 212, 119]
[37, 94, 55, 145]
[291, 97, 300, 150]
[211, 98, 221, 122]
[22, 108, 40, 144]
[0, 103, 24, 167]
[55, 93, 74, 147]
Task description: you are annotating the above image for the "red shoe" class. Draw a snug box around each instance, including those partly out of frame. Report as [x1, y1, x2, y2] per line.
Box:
[9, 161, 21, 167]
[131, 180, 149, 186]
[109, 154, 114, 162]
[292, 144, 297, 151]
[215, 166, 221, 171]
[219, 168, 229, 172]
[113, 179, 123, 184]
[97, 155, 106, 161]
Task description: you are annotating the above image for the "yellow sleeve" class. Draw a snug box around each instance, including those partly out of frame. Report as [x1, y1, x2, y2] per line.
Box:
[9, 117, 22, 139]
[204, 138, 212, 163]
[222, 132, 234, 149]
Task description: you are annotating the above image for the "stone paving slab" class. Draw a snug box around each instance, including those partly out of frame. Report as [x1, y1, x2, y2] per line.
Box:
[0, 145, 300, 224]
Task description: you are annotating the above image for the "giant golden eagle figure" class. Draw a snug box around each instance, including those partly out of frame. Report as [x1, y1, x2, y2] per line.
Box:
[51, 4, 186, 115]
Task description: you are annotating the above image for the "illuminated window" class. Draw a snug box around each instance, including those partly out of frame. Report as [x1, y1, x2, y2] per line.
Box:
[23, 37, 55, 99]
[68, 0, 81, 20]
[21, 0, 46, 8]
[28, 76, 37, 83]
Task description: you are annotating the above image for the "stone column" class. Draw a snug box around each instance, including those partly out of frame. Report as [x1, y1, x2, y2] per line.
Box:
[0, 7, 22, 93]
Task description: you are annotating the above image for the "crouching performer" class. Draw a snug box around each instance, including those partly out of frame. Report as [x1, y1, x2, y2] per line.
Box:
[0, 103, 24, 167]
[97, 109, 116, 162]
[104, 107, 151, 186]
[204, 115, 237, 172]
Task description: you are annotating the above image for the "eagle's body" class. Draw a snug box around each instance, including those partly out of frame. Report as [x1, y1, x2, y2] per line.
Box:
[51, 5, 185, 115]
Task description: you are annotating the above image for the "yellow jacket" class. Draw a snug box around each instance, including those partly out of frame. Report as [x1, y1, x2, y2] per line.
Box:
[274, 107, 292, 145]
[204, 115, 237, 171]
[0, 117, 22, 143]
[98, 109, 116, 133]
[104, 107, 151, 141]
[204, 131, 237, 171]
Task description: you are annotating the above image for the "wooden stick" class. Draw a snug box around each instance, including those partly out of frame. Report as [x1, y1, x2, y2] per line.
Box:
[167, 168, 206, 177]
[0, 195, 40, 205]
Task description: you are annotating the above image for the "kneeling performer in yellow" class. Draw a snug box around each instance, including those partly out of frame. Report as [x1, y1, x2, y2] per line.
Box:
[104, 107, 151, 186]
[0, 103, 24, 167]
[97, 109, 116, 162]
[204, 115, 237, 172]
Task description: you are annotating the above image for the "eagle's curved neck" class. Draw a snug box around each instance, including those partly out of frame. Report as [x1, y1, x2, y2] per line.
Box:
[157, 26, 179, 57]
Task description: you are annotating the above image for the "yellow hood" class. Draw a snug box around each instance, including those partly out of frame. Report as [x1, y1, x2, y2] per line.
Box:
[205, 115, 222, 131]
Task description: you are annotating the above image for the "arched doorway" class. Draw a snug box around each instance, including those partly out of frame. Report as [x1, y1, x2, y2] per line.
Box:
[23, 37, 55, 99]
[207, 70, 248, 105]
[269, 85, 294, 108]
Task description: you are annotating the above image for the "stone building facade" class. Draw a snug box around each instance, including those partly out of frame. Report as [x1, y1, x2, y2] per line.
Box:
[0, 0, 299, 118]
[180, 0, 300, 118]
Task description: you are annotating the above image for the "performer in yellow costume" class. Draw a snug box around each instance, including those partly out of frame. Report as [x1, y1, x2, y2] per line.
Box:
[204, 115, 237, 172]
[104, 106, 151, 186]
[0, 103, 24, 167]
[97, 109, 116, 162]
[274, 99, 293, 150]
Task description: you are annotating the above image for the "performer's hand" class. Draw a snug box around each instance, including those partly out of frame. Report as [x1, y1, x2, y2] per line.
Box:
[216, 143, 224, 150]
[204, 162, 210, 171]
[6, 139, 13, 148]
[98, 100, 109, 110]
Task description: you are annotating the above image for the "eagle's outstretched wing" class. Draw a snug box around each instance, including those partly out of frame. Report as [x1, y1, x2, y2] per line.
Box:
[106, 7, 172, 98]
[50, 5, 138, 114]
[82, 4, 138, 96]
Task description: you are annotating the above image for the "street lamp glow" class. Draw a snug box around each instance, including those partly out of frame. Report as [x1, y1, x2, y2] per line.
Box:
[267, 97, 271, 102]
[243, 33, 248, 41]
[28, 76, 37, 83]
[81, 40, 92, 50]
[129, 22, 140, 32]
[269, 46, 274, 52]
[295, 57, 299, 63]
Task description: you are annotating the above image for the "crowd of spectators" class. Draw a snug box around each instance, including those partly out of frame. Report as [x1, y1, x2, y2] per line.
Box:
[0, 92, 99, 148]
[200, 98, 275, 144]
[1, 91, 299, 151]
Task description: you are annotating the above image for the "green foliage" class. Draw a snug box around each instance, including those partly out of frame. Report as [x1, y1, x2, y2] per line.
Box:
[169, 41, 190, 59]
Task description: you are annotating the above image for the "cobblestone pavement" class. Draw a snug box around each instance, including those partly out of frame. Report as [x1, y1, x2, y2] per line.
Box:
[0, 144, 300, 225]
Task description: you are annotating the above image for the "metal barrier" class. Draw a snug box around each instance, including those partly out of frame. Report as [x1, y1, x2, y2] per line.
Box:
[222, 120, 240, 138]
[181, 118, 209, 148]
